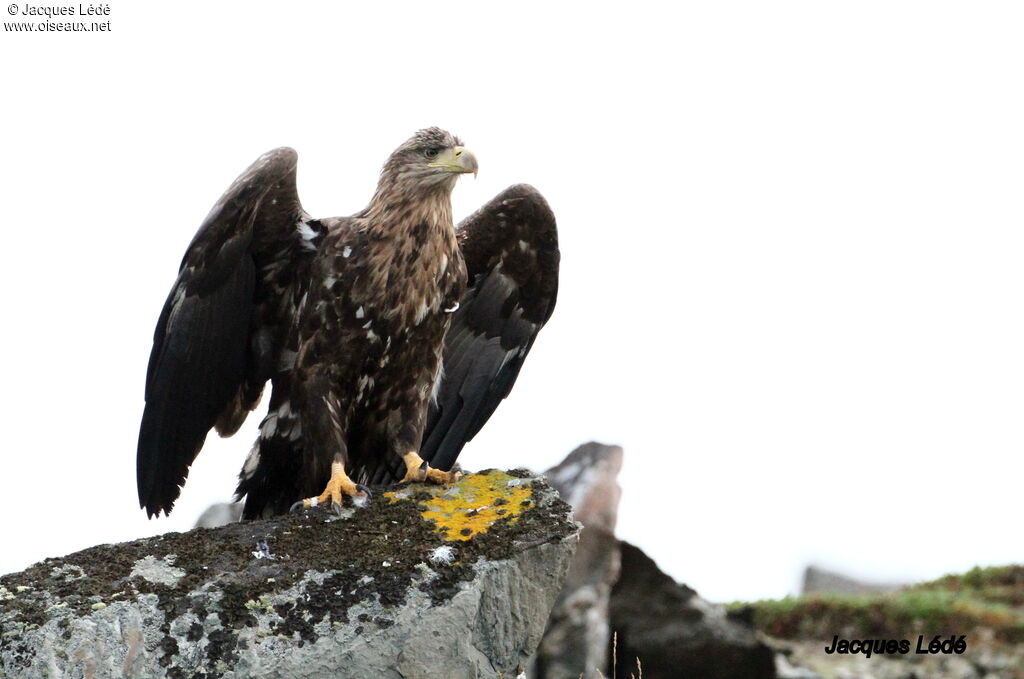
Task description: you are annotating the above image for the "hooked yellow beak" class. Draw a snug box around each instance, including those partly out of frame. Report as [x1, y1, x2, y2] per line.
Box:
[430, 146, 478, 177]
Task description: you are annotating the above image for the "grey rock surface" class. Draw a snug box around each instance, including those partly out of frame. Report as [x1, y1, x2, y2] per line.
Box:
[0, 469, 577, 679]
[610, 541, 777, 679]
[531, 442, 624, 679]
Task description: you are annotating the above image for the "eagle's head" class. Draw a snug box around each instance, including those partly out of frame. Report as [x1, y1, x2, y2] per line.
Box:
[376, 127, 478, 199]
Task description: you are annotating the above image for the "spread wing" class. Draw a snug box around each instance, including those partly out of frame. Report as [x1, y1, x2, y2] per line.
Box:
[420, 184, 560, 472]
[137, 148, 318, 517]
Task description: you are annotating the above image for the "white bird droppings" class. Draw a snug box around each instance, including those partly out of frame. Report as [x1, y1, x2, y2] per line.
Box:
[429, 545, 456, 565]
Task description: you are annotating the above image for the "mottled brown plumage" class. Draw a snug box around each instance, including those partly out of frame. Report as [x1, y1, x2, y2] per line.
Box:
[137, 128, 559, 519]
[291, 130, 470, 507]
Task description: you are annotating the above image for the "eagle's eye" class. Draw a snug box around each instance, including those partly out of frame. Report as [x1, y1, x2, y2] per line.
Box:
[423, 147, 440, 159]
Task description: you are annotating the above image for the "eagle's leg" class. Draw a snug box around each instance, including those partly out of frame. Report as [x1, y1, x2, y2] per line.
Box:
[291, 378, 370, 513]
[400, 451, 462, 485]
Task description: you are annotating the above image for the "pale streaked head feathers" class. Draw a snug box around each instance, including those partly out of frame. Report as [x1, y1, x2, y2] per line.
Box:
[372, 127, 477, 204]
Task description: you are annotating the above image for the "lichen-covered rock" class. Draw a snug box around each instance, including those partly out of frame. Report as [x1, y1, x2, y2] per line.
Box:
[0, 470, 578, 679]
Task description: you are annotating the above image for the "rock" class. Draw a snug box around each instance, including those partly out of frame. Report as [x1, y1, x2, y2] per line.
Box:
[801, 565, 904, 596]
[609, 542, 777, 679]
[530, 442, 624, 679]
[544, 442, 623, 534]
[194, 502, 244, 528]
[773, 648, 824, 679]
[530, 443, 774, 679]
[0, 469, 578, 679]
[774, 638, 997, 679]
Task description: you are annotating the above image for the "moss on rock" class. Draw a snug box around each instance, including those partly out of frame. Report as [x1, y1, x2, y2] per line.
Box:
[0, 470, 577, 679]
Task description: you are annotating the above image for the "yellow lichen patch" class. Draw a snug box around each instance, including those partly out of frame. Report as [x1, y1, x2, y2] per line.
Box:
[384, 470, 533, 541]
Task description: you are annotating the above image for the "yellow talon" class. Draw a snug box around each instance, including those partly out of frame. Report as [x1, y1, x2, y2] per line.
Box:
[401, 451, 462, 485]
[295, 461, 369, 510]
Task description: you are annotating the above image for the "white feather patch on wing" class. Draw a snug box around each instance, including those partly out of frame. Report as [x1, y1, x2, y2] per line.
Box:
[261, 414, 278, 438]
[241, 442, 261, 479]
[296, 221, 319, 251]
[497, 348, 518, 373]
[431, 360, 444, 403]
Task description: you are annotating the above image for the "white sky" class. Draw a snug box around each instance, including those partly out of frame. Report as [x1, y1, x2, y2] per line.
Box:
[1, 1, 1022, 603]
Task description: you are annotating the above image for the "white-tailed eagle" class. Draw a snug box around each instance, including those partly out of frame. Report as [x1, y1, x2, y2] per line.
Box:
[136, 128, 559, 519]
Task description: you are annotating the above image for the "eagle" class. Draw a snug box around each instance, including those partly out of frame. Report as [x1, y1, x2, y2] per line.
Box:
[136, 128, 559, 519]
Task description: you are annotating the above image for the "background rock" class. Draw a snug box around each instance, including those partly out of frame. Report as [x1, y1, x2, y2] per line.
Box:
[0, 470, 577, 679]
[194, 502, 244, 528]
[530, 442, 778, 679]
[610, 541, 777, 679]
[801, 565, 904, 596]
[531, 442, 624, 679]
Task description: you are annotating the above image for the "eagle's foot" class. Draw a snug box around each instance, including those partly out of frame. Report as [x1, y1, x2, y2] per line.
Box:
[401, 451, 462, 485]
[290, 462, 370, 514]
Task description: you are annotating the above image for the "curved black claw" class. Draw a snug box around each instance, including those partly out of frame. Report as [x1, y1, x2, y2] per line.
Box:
[289, 500, 307, 513]
[356, 484, 373, 499]
[330, 501, 345, 516]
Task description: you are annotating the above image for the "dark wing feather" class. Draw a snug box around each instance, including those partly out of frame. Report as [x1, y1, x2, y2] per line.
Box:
[420, 184, 559, 472]
[137, 148, 309, 517]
